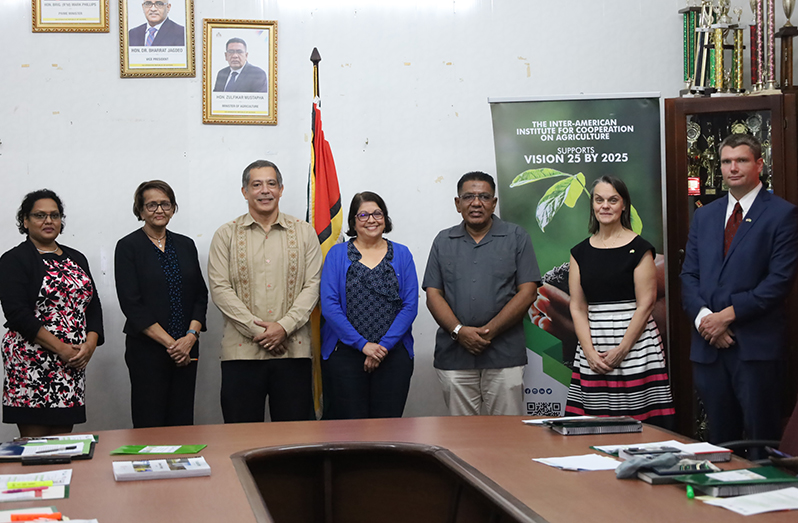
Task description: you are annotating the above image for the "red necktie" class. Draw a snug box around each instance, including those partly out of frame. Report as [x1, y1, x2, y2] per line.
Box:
[724, 202, 742, 256]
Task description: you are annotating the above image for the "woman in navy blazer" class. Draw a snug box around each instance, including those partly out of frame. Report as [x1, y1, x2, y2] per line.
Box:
[321, 192, 418, 419]
[115, 180, 207, 428]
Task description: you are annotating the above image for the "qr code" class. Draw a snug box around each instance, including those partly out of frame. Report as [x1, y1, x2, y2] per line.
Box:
[527, 402, 562, 416]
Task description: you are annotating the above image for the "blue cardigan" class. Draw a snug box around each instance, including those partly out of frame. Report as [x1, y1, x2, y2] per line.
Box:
[320, 240, 418, 360]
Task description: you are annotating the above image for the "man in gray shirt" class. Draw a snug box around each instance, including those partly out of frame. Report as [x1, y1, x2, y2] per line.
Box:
[423, 171, 540, 415]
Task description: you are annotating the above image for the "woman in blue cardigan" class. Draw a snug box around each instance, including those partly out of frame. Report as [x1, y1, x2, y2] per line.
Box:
[321, 192, 418, 419]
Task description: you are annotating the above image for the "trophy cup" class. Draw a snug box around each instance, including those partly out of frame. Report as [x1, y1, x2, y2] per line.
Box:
[680, 1, 703, 94]
[762, 120, 772, 186]
[709, 0, 741, 95]
[750, 0, 762, 90]
[687, 120, 703, 195]
[691, 0, 715, 94]
[702, 129, 718, 194]
[746, 113, 763, 140]
[776, 0, 798, 90]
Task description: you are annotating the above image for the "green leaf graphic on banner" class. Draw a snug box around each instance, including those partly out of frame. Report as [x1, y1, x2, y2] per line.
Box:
[536, 178, 572, 231]
[510, 168, 569, 187]
[630, 205, 643, 234]
[564, 173, 585, 208]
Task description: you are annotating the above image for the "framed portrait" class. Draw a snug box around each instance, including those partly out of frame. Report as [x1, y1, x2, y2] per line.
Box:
[32, 0, 109, 32]
[119, 0, 195, 78]
[203, 19, 278, 125]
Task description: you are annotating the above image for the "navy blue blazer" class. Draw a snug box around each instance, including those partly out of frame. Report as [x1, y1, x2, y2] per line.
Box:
[681, 187, 798, 363]
[114, 229, 208, 340]
[128, 18, 185, 47]
[213, 62, 268, 93]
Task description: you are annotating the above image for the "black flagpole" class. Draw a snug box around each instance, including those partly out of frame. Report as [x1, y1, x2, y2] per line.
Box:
[310, 47, 321, 105]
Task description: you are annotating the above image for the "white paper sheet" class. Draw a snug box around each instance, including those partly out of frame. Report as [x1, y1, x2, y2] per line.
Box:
[703, 487, 798, 516]
[533, 453, 620, 471]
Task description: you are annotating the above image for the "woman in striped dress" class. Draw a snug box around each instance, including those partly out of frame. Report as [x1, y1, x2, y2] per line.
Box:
[565, 176, 675, 428]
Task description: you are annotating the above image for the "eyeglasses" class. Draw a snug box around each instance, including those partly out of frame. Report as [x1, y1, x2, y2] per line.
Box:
[225, 49, 246, 55]
[142, 1, 168, 8]
[459, 193, 494, 203]
[356, 210, 384, 222]
[144, 201, 173, 212]
[29, 212, 62, 222]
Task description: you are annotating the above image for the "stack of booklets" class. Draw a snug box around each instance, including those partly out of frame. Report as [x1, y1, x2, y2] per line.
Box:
[112, 457, 211, 481]
[544, 416, 642, 435]
[674, 466, 798, 497]
[637, 459, 721, 485]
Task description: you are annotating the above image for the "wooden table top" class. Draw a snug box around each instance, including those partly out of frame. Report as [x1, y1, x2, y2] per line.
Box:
[0, 416, 792, 522]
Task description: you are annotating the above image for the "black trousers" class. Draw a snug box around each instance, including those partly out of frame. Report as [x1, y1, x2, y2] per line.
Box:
[694, 347, 782, 459]
[125, 337, 197, 428]
[221, 358, 313, 423]
[323, 343, 413, 420]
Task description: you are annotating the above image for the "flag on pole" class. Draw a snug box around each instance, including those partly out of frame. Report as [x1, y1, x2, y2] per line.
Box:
[308, 102, 343, 254]
[307, 97, 342, 418]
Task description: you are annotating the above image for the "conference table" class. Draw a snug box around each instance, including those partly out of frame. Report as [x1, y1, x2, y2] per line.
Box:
[0, 416, 793, 522]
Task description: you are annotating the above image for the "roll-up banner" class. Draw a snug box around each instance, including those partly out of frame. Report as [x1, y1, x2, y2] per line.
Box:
[489, 94, 664, 417]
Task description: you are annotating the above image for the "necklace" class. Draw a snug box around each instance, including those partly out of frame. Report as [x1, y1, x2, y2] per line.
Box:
[36, 246, 58, 254]
[145, 230, 166, 248]
[600, 229, 623, 249]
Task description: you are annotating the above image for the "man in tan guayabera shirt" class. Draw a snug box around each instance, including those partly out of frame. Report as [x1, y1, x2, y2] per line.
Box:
[208, 160, 322, 422]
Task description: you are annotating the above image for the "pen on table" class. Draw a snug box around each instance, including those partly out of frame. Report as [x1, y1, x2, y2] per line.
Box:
[35, 445, 76, 454]
[2, 486, 49, 494]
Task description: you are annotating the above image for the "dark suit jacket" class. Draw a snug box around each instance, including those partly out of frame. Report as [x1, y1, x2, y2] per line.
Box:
[128, 17, 185, 47]
[681, 187, 798, 363]
[114, 229, 208, 341]
[213, 62, 268, 93]
[0, 239, 104, 345]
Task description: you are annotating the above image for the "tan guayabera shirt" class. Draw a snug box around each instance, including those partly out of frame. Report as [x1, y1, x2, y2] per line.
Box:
[208, 212, 322, 360]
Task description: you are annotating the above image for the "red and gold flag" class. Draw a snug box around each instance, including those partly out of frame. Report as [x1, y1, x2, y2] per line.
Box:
[307, 101, 342, 418]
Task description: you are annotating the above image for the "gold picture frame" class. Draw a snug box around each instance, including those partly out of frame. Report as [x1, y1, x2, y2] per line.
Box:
[32, 0, 109, 32]
[119, 0, 195, 78]
[203, 19, 278, 125]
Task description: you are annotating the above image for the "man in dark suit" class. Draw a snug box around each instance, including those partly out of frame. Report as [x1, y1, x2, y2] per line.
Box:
[213, 38, 268, 93]
[681, 133, 798, 450]
[128, 1, 185, 47]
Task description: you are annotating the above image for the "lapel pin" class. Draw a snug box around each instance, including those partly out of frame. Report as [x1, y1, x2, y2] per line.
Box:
[629, 249, 635, 253]
[745, 218, 752, 222]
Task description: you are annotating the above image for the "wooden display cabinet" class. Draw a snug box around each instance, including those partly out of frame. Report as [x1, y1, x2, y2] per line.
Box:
[665, 93, 798, 438]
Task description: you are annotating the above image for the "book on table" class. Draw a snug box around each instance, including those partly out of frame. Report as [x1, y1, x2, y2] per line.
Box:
[637, 459, 720, 485]
[112, 457, 211, 481]
[674, 466, 798, 497]
[0, 439, 95, 463]
[544, 416, 642, 435]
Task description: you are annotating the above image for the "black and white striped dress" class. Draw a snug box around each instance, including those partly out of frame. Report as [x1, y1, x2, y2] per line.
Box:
[565, 236, 675, 426]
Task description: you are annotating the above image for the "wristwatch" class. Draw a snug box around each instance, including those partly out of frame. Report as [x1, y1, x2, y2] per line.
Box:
[187, 329, 200, 339]
[450, 324, 463, 341]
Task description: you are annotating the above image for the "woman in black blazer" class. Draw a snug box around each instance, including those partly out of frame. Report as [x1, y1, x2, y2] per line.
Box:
[0, 189, 104, 437]
[114, 180, 208, 428]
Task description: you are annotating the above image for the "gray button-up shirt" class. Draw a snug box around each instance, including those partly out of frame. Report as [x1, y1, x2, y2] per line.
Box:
[423, 216, 541, 370]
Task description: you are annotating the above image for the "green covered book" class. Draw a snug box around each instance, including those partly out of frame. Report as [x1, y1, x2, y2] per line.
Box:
[110, 445, 206, 455]
[674, 466, 798, 497]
